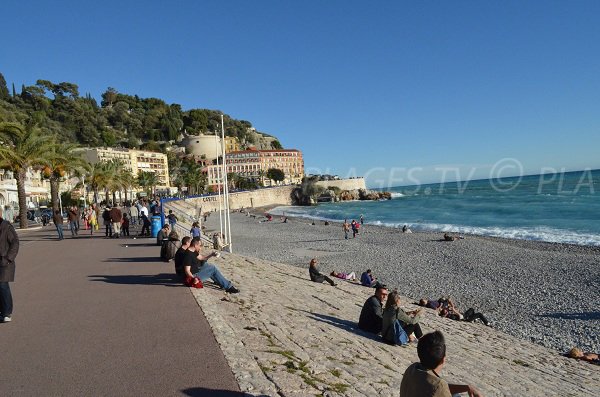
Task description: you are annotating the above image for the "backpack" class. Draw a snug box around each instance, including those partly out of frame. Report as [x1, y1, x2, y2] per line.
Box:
[393, 318, 410, 346]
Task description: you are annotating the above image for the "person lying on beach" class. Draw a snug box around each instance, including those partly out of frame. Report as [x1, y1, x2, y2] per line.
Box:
[568, 347, 599, 364]
[382, 290, 424, 345]
[183, 238, 239, 294]
[330, 271, 357, 281]
[420, 298, 491, 326]
[360, 269, 378, 287]
[400, 331, 484, 397]
[358, 283, 389, 334]
[443, 232, 463, 241]
[309, 259, 336, 286]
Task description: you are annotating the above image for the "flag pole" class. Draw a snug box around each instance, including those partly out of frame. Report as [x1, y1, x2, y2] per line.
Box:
[214, 133, 223, 240]
[221, 114, 233, 253]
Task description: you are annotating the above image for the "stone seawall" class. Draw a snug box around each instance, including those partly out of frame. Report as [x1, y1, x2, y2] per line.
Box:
[182, 185, 295, 213]
[315, 177, 366, 191]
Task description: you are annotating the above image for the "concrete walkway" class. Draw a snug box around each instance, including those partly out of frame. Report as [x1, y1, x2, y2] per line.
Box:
[0, 225, 242, 397]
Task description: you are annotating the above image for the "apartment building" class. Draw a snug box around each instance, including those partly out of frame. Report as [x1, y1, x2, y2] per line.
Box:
[0, 169, 51, 210]
[204, 149, 304, 188]
[80, 147, 170, 188]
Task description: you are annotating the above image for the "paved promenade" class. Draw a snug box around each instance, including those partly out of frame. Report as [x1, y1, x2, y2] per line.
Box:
[0, 226, 241, 397]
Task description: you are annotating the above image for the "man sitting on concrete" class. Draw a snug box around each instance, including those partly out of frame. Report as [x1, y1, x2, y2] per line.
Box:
[174, 236, 191, 278]
[156, 224, 170, 246]
[400, 331, 483, 397]
[358, 284, 388, 334]
[182, 239, 239, 294]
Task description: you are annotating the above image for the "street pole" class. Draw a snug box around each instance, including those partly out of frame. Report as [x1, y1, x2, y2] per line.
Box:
[221, 115, 232, 253]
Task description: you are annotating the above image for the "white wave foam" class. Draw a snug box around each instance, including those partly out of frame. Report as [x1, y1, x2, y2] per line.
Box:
[269, 206, 600, 246]
[390, 192, 405, 199]
[373, 221, 600, 247]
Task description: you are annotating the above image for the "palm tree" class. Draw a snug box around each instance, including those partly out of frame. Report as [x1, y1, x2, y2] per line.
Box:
[43, 142, 90, 211]
[119, 170, 137, 203]
[257, 170, 266, 187]
[86, 162, 111, 204]
[0, 122, 55, 228]
[137, 171, 158, 196]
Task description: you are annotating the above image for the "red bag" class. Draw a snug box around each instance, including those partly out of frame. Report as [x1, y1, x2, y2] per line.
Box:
[185, 276, 203, 288]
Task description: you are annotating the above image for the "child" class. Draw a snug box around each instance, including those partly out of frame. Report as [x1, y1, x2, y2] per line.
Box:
[121, 213, 130, 237]
[190, 222, 201, 238]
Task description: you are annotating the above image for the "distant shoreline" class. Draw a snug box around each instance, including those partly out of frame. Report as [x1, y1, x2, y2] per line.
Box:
[258, 204, 600, 250]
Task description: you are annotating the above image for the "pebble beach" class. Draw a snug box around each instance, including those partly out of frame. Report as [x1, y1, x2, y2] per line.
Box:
[206, 209, 600, 354]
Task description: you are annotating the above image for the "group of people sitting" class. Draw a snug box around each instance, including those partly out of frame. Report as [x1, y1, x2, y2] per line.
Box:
[307, 262, 483, 396]
[357, 284, 484, 395]
[156, 224, 240, 294]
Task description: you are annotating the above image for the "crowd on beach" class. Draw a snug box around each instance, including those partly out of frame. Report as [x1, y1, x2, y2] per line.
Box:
[298, 212, 599, 395]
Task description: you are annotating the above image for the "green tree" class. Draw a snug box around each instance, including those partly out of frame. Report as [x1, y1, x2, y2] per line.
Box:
[85, 162, 111, 204]
[271, 140, 283, 149]
[137, 171, 159, 196]
[0, 73, 9, 100]
[0, 122, 55, 228]
[43, 142, 90, 211]
[266, 168, 285, 185]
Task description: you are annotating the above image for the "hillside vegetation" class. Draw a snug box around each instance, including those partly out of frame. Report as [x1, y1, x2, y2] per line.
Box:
[0, 72, 275, 151]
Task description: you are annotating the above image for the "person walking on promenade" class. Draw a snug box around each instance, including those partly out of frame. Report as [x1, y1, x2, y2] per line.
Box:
[109, 206, 123, 238]
[400, 331, 483, 397]
[343, 219, 350, 239]
[0, 207, 19, 323]
[130, 203, 139, 226]
[52, 210, 64, 240]
[102, 206, 112, 237]
[87, 206, 97, 235]
[67, 206, 79, 237]
[121, 213, 130, 237]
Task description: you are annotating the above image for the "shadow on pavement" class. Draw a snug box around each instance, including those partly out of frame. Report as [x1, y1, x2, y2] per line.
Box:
[181, 388, 248, 396]
[104, 257, 160, 263]
[89, 273, 182, 286]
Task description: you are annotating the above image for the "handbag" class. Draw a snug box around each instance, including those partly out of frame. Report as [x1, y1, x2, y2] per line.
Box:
[185, 276, 203, 289]
[393, 313, 409, 346]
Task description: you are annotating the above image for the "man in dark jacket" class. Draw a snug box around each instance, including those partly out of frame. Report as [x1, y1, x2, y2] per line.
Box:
[0, 208, 19, 323]
[67, 206, 79, 237]
[102, 207, 112, 237]
[358, 284, 389, 334]
[52, 210, 64, 240]
[109, 206, 123, 238]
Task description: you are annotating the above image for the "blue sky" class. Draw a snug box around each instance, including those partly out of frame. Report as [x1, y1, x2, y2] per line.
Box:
[2, 1, 599, 187]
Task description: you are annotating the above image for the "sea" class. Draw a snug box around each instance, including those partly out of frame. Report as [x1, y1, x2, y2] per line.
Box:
[270, 169, 600, 247]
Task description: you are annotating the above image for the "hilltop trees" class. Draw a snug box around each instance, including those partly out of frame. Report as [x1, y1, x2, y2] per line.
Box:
[0, 75, 274, 153]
